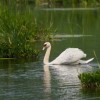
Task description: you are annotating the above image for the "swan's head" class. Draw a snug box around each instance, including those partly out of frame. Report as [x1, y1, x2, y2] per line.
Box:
[42, 42, 51, 50]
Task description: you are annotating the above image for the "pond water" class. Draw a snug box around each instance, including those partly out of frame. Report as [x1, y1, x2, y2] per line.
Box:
[0, 8, 100, 100]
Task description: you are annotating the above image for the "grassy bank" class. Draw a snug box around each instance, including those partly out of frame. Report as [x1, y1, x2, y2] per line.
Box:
[0, 5, 52, 58]
[78, 70, 100, 88]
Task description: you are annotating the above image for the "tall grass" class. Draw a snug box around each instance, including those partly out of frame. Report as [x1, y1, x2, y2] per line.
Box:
[78, 70, 100, 88]
[0, 5, 52, 58]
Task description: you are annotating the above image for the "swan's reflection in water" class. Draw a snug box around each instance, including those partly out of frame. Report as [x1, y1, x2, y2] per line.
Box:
[43, 65, 51, 99]
[50, 64, 93, 86]
[43, 64, 93, 99]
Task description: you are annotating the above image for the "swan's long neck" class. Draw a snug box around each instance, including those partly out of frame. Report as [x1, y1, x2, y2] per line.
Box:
[43, 46, 51, 64]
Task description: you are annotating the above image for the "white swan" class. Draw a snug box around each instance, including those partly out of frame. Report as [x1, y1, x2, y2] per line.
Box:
[42, 42, 94, 65]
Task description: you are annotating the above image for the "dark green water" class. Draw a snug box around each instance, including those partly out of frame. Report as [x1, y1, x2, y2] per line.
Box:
[0, 8, 100, 100]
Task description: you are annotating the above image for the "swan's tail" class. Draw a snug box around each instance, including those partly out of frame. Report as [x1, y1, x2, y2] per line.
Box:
[79, 58, 94, 64]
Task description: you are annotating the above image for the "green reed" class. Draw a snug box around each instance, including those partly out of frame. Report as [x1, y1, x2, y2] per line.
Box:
[93, 50, 100, 68]
[78, 70, 100, 88]
[0, 5, 52, 58]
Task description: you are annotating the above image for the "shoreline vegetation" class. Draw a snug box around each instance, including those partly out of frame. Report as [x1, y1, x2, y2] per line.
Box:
[36, 0, 100, 8]
[78, 70, 100, 88]
[0, 0, 100, 9]
[0, 4, 52, 59]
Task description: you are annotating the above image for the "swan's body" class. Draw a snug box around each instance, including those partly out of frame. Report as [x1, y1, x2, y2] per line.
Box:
[43, 42, 94, 65]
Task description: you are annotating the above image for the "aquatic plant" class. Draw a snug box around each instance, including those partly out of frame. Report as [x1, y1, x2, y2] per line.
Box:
[0, 5, 52, 58]
[78, 70, 100, 88]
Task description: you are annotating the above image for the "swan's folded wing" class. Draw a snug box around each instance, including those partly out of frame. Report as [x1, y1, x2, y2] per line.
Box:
[50, 48, 86, 64]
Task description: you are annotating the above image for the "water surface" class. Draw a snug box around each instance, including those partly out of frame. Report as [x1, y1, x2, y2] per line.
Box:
[0, 55, 99, 100]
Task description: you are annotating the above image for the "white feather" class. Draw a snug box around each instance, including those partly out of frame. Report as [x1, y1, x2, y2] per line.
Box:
[50, 48, 86, 64]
